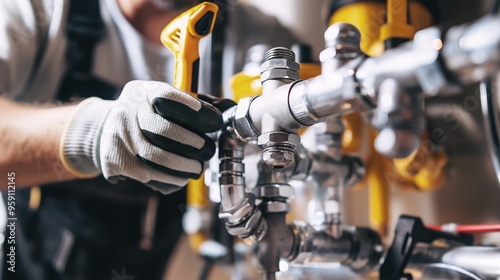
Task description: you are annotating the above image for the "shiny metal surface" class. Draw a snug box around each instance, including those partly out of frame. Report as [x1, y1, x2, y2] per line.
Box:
[443, 15, 500, 84]
[443, 247, 500, 278]
[218, 122, 267, 241]
[258, 47, 301, 169]
[416, 264, 483, 280]
[258, 132, 300, 169]
[288, 223, 382, 272]
[372, 78, 424, 158]
[233, 97, 259, 140]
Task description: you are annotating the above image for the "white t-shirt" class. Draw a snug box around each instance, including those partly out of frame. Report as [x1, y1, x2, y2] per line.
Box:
[0, 0, 297, 102]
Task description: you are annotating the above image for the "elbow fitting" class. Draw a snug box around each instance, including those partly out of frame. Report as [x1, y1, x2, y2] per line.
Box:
[218, 114, 267, 241]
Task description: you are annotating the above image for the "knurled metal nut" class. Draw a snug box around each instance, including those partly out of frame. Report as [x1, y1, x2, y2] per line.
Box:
[260, 58, 299, 72]
[260, 69, 300, 83]
[218, 196, 255, 226]
[261, 201, 290, 213]
[234, 97, 259, 139]
[254, 184, 295, 198]
[257, 132, 300, 147]
[225, 209, 262, 237]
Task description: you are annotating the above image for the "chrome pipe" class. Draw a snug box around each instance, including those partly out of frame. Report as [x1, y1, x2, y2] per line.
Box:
[217, 108, 267, 241]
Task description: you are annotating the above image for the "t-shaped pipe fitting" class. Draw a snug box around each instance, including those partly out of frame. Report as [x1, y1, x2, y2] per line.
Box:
[258, 47, 301, 169]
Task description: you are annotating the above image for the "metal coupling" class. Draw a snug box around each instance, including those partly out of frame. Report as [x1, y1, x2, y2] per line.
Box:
[321, 22, 362, 72]
[260, 47, 300, 85]
[309, 152, 364, 188]
[288, 223, 383, 271]
[372, 79, 425, 158]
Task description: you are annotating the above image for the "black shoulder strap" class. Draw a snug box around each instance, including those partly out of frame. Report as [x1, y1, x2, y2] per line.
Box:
[66, 0, 105, 75]
[57, 0, 120, 102]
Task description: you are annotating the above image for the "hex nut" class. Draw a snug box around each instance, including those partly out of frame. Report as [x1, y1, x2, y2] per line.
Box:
[225, 209, 263, 237]
[257, 132, 300, 148]
[234, 97, 259, 139]
[260, 69, 299, 83]
[218, 195, 255, 226]
[260, 58, 299, 73]
[254, 184, 294, 199]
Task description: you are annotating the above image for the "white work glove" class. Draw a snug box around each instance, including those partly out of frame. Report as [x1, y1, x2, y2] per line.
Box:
[60, 80, 232, 194]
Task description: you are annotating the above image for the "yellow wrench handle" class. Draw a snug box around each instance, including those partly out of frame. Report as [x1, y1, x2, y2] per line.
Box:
[160, 2, 219, 97]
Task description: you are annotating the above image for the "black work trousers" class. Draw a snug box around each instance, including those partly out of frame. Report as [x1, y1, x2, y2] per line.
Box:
[1, 177, 186, 280]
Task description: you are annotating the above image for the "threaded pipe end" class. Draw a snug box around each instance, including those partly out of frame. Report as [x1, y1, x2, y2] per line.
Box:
[264, 47, 295, 62]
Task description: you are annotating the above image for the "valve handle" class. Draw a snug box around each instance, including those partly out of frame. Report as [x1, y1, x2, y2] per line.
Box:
[380, 215, 474, 280]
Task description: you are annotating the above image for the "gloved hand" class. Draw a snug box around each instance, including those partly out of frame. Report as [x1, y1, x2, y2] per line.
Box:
[60, 80, 234, 194]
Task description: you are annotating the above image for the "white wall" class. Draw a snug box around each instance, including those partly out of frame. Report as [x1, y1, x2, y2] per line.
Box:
[243, 0, 329, 60]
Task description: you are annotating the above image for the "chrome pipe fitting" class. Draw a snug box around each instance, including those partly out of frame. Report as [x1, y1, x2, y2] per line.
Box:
[287, 223, 383, 271]
[321, 22, 362, 72]
[258, 47, 301, 169]
[218, 113, 267, 241]
[308, 151, 365, 236]
[443, 15, 500, 85]
[372, 78, 425, 158]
